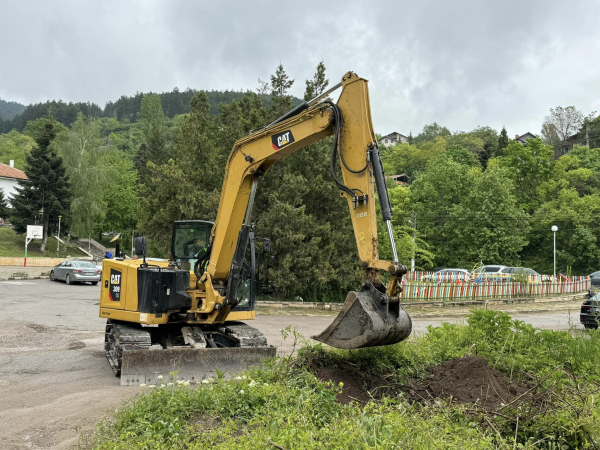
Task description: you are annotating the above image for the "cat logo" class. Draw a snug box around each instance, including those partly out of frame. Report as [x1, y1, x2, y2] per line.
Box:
[109, 268, 122, 302]
[271, 130, 295, 150]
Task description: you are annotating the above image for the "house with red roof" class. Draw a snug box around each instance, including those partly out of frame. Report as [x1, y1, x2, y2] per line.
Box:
[0, 160, 28, 207]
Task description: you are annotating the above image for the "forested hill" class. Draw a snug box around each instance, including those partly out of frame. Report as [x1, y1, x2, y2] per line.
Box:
[0, 89, 302, 133]
[0, 99, 26, 120]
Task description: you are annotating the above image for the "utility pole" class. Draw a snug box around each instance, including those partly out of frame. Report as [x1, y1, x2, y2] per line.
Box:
[56, 215, 62, 255]
[409, 212, 417, 273]
[551, 225, 558, 280]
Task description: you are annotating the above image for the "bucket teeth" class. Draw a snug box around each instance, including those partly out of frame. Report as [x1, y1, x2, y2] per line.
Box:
[312, 282, 412, 349]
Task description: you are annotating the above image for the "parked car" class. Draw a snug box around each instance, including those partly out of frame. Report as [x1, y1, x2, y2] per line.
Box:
[482, 265, 507, 273]
[589, 271, 600, 288]
[470, 265, 510, 282]
[580, 292, 600, 330]
[423, 268, 470, 283]
[50, 260, 101, 285]
[499, 267, 539, 276]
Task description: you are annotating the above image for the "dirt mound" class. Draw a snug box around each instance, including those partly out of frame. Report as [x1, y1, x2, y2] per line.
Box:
[312, 365, 399, 405]
[410, 355, 525, 410]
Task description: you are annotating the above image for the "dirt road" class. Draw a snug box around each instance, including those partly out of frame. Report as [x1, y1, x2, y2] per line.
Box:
[0, 280, 585, 449]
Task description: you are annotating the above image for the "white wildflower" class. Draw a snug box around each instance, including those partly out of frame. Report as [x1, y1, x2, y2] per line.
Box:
[239, 389, 245, 394]
[202, 379, 211, 384]
[233, 376, 243, 381]
[149, 385, 156, 388]
[263, 383, 269, 387]
[168, 382, 174, 386]
[157, 375, 164, 380]
[249, 380, 257, 388]
[140, 383, 146, 388]
[242, 375, 248, 380]
[177, 380, 184, 385]
[183, 381, 190, 386]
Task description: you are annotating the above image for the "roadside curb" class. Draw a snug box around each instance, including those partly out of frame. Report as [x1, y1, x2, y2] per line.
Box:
[256, 292, 588, 312]
[0, 276, 50, 281]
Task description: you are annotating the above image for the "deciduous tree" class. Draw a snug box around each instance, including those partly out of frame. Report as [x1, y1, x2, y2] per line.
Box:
[52, 113, 109, 238]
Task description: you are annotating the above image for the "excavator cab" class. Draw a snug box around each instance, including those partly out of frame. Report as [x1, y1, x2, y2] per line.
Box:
[171, 220, 212, 271]
[171, 220, 265, 311]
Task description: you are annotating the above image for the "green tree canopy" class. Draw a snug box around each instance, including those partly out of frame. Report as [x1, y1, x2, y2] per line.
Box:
[0, 130, 36, 169]
[409, 154, 476, 266]
[52, 113, 111, 237]
[494, 138, 553, 213]
[443, 167, 529, 267]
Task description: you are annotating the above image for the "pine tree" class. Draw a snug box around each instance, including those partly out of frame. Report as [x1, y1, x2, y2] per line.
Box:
[408, 131, 414, 145]
[0, 188, 9, 219]
[137, 94, 168, 179]
[304, 61, 329, 101]
[10, 122, 71, 251]
[498, 126, 509, 155]
[270, 64, 294, 119]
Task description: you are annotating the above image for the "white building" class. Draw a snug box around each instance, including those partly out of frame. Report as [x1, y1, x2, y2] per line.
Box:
[379, 132, 409, 147]
[0, 160, 27, 207]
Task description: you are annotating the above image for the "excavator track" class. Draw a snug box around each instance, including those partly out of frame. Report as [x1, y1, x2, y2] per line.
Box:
[115, 321, 276, 386]
[104, 319, 152, 376]
[222, 322, 269, 348]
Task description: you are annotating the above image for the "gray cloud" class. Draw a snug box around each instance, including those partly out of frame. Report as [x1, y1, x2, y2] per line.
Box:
[1, 0, 599, 137]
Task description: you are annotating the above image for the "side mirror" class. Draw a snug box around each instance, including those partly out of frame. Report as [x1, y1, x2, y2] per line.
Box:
[263, 239, 271, 252]
[135, 237, 147, 257]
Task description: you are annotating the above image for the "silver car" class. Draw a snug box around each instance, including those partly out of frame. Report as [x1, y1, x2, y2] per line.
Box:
[50, 260, 101, 285]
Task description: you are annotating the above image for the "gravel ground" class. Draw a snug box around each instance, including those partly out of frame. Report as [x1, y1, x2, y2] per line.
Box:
[0, 279, 586, 449]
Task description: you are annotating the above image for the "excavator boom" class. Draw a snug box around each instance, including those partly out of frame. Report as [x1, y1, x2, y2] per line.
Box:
[204, 71, 412, 349]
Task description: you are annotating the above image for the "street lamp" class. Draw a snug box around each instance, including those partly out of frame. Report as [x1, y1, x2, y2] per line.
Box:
[551, 225, 558, 280]
[57, 215, 62, 254]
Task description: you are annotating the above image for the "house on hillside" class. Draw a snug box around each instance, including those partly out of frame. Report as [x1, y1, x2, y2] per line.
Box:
[389, 174, 409, 186]
[558, 128, 600, 155]
[515, 132, 537, 145]
[379, 132, 408, 147]
[0, 160, 27, 207]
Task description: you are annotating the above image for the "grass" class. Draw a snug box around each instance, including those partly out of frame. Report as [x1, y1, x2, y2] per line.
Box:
[81, 310, 600, 449]
[0, 227, 87, 258]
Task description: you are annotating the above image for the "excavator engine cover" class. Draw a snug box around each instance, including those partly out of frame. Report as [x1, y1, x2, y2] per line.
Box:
[313, 281, 412, 349]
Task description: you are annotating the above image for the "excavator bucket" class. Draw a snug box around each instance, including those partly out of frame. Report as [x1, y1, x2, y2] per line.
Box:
[119, 346, 276, 386]
[312, 283, 412, 349]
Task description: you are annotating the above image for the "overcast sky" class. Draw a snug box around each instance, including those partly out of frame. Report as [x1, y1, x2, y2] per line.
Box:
[1, 0, 599, 136]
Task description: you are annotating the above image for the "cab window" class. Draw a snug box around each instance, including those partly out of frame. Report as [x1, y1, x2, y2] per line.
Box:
[172, 223, 212, 260]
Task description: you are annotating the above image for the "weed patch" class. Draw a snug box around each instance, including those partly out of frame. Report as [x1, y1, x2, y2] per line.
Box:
[82, 309, 600, 449]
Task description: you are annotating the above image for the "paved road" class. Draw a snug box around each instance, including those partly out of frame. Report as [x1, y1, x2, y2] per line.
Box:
[0, 280, 585, 449]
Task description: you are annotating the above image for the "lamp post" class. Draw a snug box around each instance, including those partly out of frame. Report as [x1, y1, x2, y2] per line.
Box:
[551, 225, 558, 280]
[57, 215, 62, 255]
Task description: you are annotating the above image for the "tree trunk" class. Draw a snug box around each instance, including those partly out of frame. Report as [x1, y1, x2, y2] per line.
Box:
[40, 214, 50, 252]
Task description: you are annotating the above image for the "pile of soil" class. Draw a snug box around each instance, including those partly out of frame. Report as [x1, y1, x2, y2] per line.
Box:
[311, 365, 399, 405]
[409, 355, 525, 410]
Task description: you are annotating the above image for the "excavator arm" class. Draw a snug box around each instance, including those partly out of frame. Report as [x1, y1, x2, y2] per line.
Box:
[198, 71, 412, 349]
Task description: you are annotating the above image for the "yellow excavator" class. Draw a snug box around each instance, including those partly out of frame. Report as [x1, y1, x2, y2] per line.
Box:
[99, 71, 412, 385]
